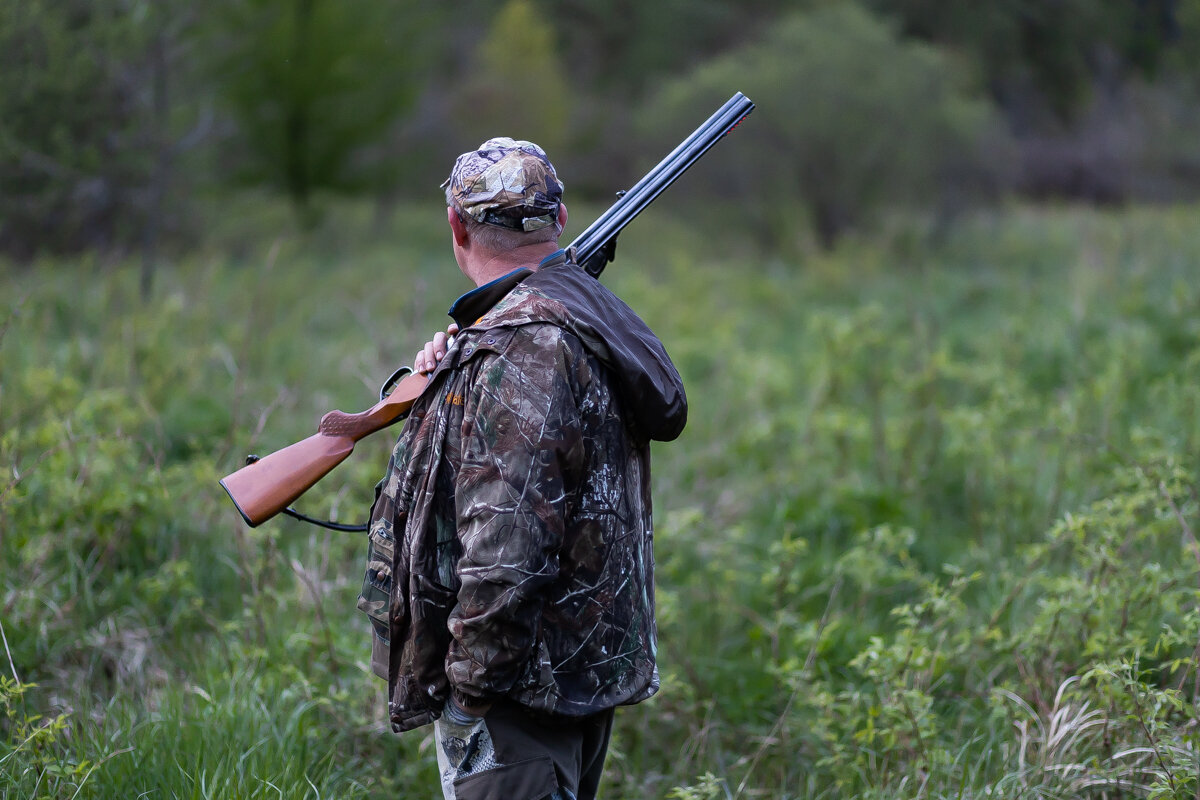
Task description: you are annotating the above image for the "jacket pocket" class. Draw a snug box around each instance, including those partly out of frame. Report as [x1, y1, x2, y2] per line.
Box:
[356, 524, 397, 641]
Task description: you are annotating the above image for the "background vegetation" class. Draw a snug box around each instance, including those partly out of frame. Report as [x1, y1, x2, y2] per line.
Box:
[3, 0, 1200, 797]
[5, 0, 1200, 265]
[3, 202, 1199, 797]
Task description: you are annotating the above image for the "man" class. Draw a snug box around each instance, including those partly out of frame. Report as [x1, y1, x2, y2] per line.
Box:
[357, 137, 686, 800]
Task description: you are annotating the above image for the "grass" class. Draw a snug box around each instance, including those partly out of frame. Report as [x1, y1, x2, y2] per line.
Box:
[2, 199, 1199, 798]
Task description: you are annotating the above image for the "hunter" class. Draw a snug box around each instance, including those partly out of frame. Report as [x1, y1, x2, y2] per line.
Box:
[357, 137, 686, 800]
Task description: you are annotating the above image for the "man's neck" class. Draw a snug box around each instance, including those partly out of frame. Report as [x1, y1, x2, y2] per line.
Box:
[465, 242, 562, 287]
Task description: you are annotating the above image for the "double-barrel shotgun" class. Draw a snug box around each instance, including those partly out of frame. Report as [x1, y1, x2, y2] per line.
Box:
[219, 91, 755, 528]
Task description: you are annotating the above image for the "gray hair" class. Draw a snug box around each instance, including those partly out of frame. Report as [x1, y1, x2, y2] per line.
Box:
[446, 189, 561, 252]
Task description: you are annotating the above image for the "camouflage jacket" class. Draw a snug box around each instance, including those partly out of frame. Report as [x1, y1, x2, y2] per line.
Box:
[358, 250, 687, 733]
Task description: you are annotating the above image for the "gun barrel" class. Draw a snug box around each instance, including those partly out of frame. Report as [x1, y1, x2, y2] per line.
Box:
[571, 91, 755, 276]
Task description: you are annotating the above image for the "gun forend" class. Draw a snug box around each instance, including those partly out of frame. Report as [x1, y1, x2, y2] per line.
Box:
[219, 371, 428, 527]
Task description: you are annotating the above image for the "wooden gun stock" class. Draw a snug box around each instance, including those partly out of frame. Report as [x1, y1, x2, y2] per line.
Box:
[219, 372, 428, 527]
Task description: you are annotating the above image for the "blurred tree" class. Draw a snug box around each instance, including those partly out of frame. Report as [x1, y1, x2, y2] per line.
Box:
[0, 0, 206, 267]
[206, 0, 429, 223]
[866, 0, 1200, 204]
[1163, 0, 1200, 81]
[546, 0, 783, 95]
[450, 0, 570, 156]
[647, 2, 1003, 251]
[534, 0, 787, 196]
[868, 0, 1181, 123]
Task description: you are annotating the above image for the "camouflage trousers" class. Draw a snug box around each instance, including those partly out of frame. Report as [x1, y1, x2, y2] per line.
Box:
[433, 700, 615, 800]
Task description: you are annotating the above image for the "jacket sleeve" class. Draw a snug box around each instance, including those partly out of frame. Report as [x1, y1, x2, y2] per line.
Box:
[445, 326, 585, 703]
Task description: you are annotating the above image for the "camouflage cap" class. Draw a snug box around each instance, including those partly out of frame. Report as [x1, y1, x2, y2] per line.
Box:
[442, 137, 564, 232]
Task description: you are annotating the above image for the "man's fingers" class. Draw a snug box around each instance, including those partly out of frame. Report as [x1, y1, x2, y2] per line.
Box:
[418, 338, 445, 373]
[416, 325, 462, 374]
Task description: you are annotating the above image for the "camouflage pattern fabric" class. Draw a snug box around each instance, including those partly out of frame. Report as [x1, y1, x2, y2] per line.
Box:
[442, 137, 564, 232]
[358, 254, 685, 733]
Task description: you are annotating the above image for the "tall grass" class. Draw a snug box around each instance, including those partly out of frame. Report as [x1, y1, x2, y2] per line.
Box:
[2, 201, 1198, 797]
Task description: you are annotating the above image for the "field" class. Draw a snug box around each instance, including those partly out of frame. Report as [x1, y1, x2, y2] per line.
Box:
[2, 201, 1199, 798]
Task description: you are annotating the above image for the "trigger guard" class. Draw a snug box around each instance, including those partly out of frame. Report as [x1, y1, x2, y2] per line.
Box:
[379, 365, 414, 401]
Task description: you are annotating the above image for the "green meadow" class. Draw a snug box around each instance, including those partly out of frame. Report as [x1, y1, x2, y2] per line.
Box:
[2, 202, 1199, 798]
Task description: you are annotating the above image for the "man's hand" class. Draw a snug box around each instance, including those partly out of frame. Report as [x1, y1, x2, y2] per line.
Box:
[415, 323, 460, 374]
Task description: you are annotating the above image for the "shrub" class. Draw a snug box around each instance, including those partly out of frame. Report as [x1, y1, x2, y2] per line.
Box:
[645, 1, 1008, 252]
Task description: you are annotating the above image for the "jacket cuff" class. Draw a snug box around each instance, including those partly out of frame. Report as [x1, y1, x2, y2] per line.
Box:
[452, 688, 493, 714]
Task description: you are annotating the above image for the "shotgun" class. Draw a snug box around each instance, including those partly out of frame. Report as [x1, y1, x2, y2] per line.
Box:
[219, 91, 754, 528]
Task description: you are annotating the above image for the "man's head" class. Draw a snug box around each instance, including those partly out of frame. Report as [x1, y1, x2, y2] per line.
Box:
[443, 137, 565, 253]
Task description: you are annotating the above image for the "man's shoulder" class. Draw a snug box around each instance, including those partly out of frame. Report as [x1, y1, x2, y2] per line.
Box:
[466, 283, 585, 358]
[458, 292, 597, 404]
[472, 315, 584, 371]
[478, 282, 571, 330]
[473, 255, 623, 333]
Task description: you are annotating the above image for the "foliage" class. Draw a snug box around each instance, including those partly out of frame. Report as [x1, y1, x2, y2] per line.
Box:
[545, 0, 782, 94]
[0, 0, 174, 258]
[1, 201, 1199, 797]
[205, 0, 429, 219]
[869, 0, 1182, 119]
[645, 2, 1006, 251]
[7, 0, 1200, 257]
[450, 0, 571, 155]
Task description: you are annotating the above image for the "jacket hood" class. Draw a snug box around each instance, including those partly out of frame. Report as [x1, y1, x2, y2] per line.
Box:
[475, 250, 687, 442]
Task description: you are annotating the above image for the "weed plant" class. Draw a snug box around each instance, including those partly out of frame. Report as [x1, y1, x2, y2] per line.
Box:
[1, 202, 1198, 798]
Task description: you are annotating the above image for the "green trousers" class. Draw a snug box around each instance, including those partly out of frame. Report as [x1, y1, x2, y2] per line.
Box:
[433, 699, 615, 800]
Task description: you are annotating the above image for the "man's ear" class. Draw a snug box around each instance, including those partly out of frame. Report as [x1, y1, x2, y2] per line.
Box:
[556, 202, 568, 234]
[448, 207, 469, 247]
